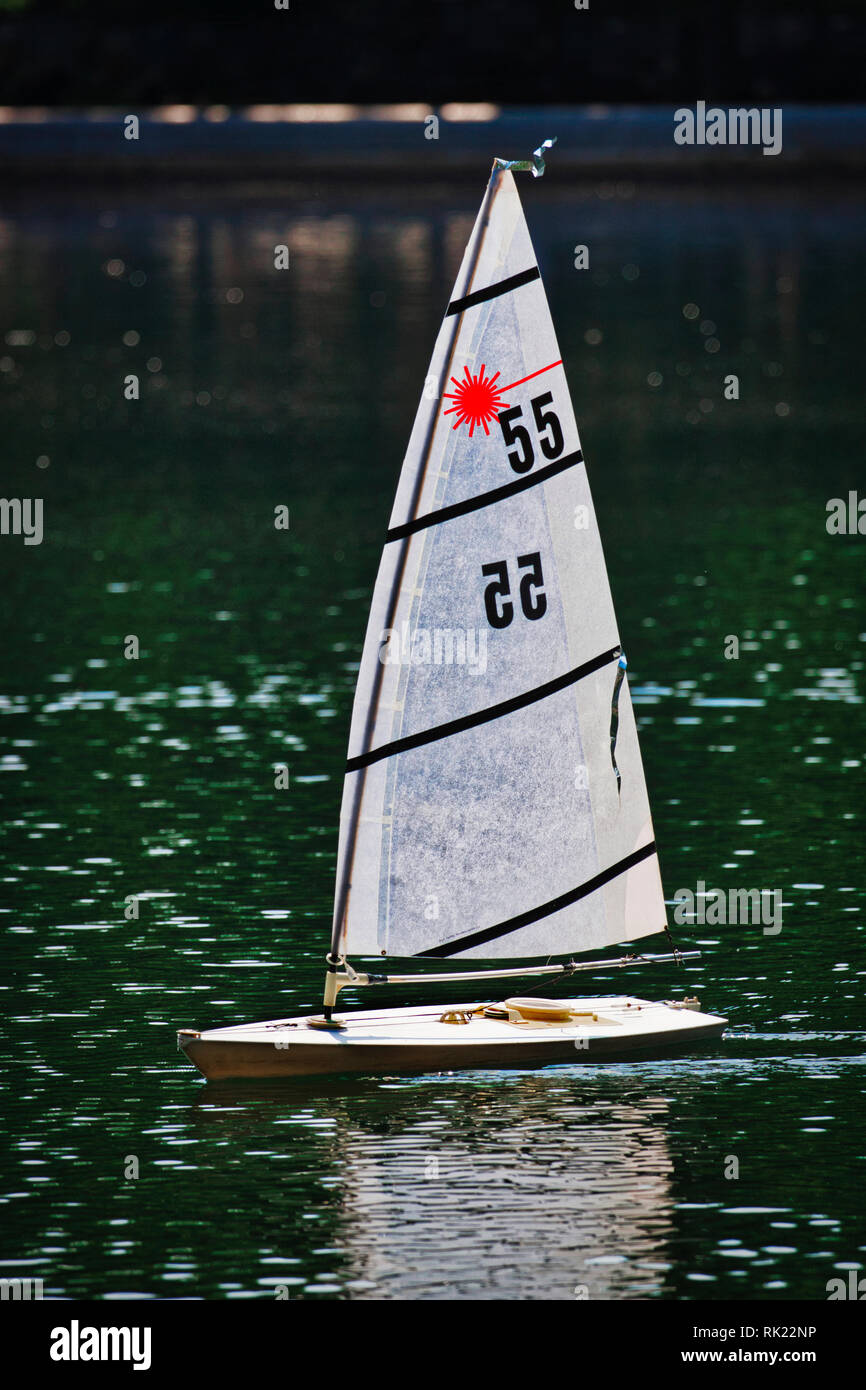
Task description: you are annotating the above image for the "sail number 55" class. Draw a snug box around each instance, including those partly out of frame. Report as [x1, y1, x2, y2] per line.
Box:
[481, 553, 547, 628]
[498, 392, 564, 473]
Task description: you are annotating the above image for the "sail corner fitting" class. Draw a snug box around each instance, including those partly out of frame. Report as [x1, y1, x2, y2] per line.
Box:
[322, 953, 372, 1018]
[493, 136, 557, 178]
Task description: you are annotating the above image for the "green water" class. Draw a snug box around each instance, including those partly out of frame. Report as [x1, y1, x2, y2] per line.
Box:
[0, 176, 863, 1300]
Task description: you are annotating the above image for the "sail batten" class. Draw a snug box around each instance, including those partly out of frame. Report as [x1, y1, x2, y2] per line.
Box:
[417, 840, 659, 958]
[346, 643, 622, 774]
[446, 264, 540, 316]
[385, 448, 583, 542]
[331, 166, 667, 963]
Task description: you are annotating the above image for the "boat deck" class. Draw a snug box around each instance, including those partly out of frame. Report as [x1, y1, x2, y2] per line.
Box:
[178, 995, 728, 1080]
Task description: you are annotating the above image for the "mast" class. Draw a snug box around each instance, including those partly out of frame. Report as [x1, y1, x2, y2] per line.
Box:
[324, 161, 508, 1017]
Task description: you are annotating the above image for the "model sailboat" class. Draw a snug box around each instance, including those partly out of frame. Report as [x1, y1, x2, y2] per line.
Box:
[178, 146, 726, 1081]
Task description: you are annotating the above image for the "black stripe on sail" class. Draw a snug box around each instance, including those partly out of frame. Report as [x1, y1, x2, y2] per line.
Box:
[345, 644, 621, 773]
[446, 266, 540, 317]
[417, 842, 659, 958]
[386, 450, 583, 544]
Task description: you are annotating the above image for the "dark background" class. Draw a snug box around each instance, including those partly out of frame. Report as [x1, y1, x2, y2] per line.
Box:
[0, 0, 864, 105]
[0, 0, 864, 1317]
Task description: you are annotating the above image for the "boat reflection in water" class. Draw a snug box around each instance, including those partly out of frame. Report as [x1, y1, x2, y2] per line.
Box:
[194, 1072, 676, 1299]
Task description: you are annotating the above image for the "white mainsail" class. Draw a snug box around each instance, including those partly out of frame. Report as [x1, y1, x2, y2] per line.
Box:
[331, 165, 666, 962]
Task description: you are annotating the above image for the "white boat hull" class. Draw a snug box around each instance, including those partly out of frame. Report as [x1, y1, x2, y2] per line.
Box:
[177, 995, 727, 1081]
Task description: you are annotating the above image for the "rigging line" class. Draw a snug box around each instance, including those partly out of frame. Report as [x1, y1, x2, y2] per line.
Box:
[329, 163, 507, 959]
[417, 841, 659, 958]
[609, 652, 628, 796]
[346, 645, 622, 773]
[500, 359, 563, 392]
[385, 448, 583, 543]
[663, 920, 684, 964]
[445, 265, 540, 317]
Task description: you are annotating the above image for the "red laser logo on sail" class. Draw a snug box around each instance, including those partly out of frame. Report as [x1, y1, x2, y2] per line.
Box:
[442, 359, 563, 437]
[442, 364, 510, 438]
